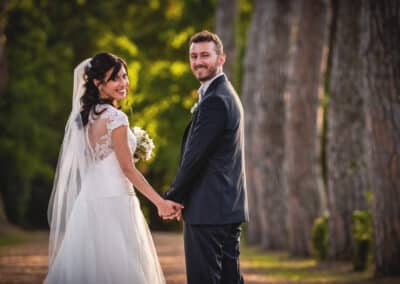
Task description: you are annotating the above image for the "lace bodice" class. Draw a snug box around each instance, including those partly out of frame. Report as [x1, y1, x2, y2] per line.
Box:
[87, 104, 136, 161]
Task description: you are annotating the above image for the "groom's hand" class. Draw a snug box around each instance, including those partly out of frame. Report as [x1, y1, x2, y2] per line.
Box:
[163, 207, 182, 221]
[157, 200, 183, 219]
[162, 202, 183, 221]
[175, 209, 182, 221]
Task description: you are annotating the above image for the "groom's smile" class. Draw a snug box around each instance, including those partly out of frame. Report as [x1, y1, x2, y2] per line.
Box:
[189, 41, 225, 83]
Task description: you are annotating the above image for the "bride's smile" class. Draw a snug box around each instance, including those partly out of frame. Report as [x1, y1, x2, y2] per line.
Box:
[97, 66, 129, 100]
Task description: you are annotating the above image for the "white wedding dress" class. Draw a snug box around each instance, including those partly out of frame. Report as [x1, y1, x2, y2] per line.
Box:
[44, 104, 165, 284]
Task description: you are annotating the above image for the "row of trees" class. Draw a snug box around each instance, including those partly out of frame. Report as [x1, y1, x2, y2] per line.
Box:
[240, 0, 399, 277]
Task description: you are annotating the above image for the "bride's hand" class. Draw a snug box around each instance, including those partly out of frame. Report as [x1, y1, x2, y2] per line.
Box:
[157, 199, 183, 219]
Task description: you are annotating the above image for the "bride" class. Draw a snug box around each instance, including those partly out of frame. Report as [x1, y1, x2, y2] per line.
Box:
[44, 53, 182, 284]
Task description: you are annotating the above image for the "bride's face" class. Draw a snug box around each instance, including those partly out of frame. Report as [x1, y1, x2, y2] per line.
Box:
[98, 66, 129, 100]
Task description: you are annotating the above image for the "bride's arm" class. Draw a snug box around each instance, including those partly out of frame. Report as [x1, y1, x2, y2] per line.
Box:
[112, 125, 183, 217]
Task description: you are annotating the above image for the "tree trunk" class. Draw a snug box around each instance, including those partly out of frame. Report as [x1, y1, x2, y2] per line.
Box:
[216, 0, 237, 83]
[327, 0, 368, 260]
[285, 0, 328, 256]
[241, 0, 262, 245]
[0, 1, 9, 232]
[0, 1, 7, 95]
[360, 0, 400, 276]
[251, 0, 291, 250]
[0, 195, 7, 231]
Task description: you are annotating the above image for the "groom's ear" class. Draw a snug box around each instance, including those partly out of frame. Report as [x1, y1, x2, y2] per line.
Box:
[218, 53, 226, 66]
[93, 79, 101, 87]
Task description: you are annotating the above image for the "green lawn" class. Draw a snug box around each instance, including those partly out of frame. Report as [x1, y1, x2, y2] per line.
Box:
[241, 245, 399, 284]
[0, 229, 29, 247]
[1, 230, 399, 284]
[0, 228, 45, 249]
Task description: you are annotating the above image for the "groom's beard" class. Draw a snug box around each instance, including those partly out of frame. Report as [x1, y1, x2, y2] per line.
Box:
[193, 64, 219, 83]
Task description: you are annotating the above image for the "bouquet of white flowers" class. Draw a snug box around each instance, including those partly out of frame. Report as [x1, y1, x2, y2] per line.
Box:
[131, 126, 155, 163]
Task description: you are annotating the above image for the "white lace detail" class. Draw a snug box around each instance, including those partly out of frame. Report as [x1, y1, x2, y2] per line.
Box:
[87, 104, 136, 161]
[105, 108, 128, 132]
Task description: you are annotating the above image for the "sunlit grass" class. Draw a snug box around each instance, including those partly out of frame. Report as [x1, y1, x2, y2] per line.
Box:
[0, 229, 48, 249]
[240, 245, 378, 283]
[0, 231, 29, 247]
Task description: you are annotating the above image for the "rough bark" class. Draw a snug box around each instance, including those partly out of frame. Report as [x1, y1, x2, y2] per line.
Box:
[241, 0, 262, 245]
[216, 0, 237, 82]
[285, 0, 328, 256]
[0, 1, 7, 95]
[251, 0, 291, 250]
[327, 0, 368, 260]
[360, 0, 400, 276]
[0, 1, 9, 231]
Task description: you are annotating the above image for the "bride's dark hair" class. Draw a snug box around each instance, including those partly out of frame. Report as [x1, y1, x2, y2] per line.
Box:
[80, 52, 128, 126]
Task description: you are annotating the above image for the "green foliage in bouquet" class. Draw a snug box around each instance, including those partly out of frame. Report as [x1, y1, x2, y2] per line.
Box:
[311, 214, 329, 261]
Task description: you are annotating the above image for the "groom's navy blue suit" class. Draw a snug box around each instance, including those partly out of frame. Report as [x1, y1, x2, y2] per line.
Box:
[165, 74, 249, 284]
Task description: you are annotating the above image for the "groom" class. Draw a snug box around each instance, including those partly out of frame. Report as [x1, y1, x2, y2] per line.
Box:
[164, 31, 249, 284]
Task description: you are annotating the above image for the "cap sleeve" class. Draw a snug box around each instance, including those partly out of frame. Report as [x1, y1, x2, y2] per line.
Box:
[105, 107, 129, 132]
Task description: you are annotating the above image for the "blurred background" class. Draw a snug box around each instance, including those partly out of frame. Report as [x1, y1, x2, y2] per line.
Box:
[0, 0, 399, 278]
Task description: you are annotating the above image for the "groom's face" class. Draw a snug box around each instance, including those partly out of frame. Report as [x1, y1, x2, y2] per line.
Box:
[189, 41, 225, 83]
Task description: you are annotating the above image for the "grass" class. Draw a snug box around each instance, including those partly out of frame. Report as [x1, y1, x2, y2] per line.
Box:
[0, 227, 47, 250]
[240, 244, 400, 284]
[0, 232, 29, 247]
[0, 228, 399, 284]
[0, 225, 31, 247]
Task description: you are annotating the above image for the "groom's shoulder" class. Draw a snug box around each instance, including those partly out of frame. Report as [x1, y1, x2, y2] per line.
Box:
[205, 75, 238, 107]
[215, 80, 238, 101]
[212, 75, 230, 92]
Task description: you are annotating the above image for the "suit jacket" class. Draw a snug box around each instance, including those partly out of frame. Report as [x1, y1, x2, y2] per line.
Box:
[165, 75, 249, 225]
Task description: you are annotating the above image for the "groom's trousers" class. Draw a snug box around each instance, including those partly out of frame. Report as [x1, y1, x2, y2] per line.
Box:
[184, 222, 244, 284]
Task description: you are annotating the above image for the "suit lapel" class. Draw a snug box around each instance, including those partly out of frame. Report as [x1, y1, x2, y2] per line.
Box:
[178, 75, 226, 165]
[179, 109, 200, 165]
[179, 118, 193, 165]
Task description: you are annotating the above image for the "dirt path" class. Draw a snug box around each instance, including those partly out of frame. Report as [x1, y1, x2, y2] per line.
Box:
[0, 231, 266, 284]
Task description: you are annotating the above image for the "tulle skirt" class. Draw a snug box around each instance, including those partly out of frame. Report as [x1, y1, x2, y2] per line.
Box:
[44, 154, 165, 284]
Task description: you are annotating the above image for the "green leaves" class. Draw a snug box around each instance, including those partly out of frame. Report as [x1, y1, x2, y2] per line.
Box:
[1, 0, 213, 228]
[311, 214, 329, 261]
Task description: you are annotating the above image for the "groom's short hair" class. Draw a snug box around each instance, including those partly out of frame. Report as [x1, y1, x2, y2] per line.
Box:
[189, 31, 224, 55]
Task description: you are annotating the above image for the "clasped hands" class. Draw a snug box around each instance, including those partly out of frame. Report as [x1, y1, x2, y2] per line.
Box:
[157, 199, 184, 221]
